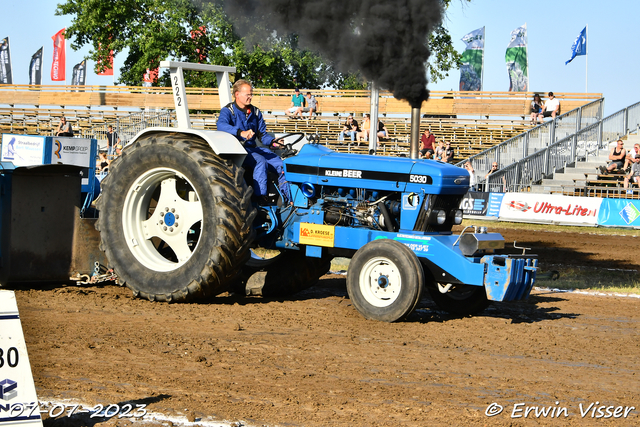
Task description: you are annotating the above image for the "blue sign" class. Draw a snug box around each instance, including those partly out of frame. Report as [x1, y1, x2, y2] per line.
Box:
[597, 199, 640, 227]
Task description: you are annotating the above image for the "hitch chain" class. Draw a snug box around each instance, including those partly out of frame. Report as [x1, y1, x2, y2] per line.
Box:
[70, 262, 119, 286]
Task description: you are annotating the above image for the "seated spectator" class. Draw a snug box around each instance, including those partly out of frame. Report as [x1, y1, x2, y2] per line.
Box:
[434, 140, 445, 161]
[96, 152, 110, 172]
[357, 114, 371, 143]
[484, 162, 506, 192]
[540, 92, 560, 120]
[115, 144, 123, 157]
[444, 142, 454, 163]
[420, 129, 435, 158]
[464, 161, 477, 191]
[56, 117, 74, 137]
[376, 120, 388, 140]
[530, 94, 543, 124]
[624, 161, 640, 194]
[624, 143, 640, 171]
[599, 139, 626, 174]
[285, 88, 305, 118]
[301, 92, 319, 118]
[339, 115, 359, 143]
[423, 150, 433, 159]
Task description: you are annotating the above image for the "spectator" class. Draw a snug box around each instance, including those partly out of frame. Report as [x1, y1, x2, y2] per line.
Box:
[541, 92, 560, 120]
[56, 117, 74, 137]
[434, 140, 445, 161]
[115, 144, 123, 157]
[301, 92, 319, 118]
[444, 142, 454, 163]
[484, 162, 506, 192]
[624, 143, 640, 171]
[423, 150, 433, 159]
[624, 160, 640, 194]
[339, 115, 360, 143]
[484, 162, 499, 180]
[464, 161, 477, 191]
[376, 119, 388, 140]
[357, 114, 371, 144]
[530, 94, 543, 124]
[285, 88, 306, 118]
[420, 129, 435, 158]
[599, 139, 627, 174]
[97, 152, 110, 172]
[106, 125, 120, 156]
[217, 79, 290, 204]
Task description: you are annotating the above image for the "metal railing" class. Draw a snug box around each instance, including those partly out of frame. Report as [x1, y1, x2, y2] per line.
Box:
[77, 110, 175, 147]
[474, 100, 640, 192]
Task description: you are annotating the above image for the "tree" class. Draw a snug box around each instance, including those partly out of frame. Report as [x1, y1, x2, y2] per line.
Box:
[57, 0, 465, 90]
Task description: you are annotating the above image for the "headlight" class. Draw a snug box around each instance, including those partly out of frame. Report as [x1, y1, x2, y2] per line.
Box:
[436, 210, 447, 225]
[454, 209, 463, 224]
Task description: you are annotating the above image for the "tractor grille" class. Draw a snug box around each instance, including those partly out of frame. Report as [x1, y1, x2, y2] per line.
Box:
[414, 194, 464, 232]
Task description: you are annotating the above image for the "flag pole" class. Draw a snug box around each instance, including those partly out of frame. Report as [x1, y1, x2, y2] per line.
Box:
[585, 24, 588, 92]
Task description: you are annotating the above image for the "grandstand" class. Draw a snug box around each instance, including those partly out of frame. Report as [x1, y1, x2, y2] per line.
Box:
[0, 84, 601, 165]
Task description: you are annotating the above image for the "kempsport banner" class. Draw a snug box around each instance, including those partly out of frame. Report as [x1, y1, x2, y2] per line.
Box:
[498, 193, 602, 226]
[459, 27, 484, 92]
[597, 198, 640, 227]
[505, 24, 528, 92]
[460, 191, 490, 217]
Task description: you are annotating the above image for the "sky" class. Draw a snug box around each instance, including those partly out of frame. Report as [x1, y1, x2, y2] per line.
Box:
[2, 0, 638, 116]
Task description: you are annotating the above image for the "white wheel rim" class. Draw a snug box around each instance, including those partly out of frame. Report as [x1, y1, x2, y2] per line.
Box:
[358, 256, 402, 307]
[122, 167, 203, 272]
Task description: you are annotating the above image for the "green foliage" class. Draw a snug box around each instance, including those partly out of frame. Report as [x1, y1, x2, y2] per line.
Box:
[56, 0, 466, 89]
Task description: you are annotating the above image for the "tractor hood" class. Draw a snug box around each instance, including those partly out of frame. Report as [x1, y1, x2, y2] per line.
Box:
[284, 144, 469, 195]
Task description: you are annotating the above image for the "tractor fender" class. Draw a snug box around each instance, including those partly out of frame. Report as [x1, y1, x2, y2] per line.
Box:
[128, 127, 247, 168]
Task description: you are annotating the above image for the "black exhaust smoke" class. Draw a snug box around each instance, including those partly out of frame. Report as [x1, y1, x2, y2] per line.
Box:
[221, 0, 443, 108]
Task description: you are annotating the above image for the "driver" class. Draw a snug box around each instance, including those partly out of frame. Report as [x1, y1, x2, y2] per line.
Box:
[217, 79, 290, 204]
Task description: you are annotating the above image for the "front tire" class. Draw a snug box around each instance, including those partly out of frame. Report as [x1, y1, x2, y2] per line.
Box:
[96, 132, 255, 302]
[347, 239, 424, 322]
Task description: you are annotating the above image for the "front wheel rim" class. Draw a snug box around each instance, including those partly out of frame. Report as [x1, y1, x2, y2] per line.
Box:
[122, 167, 203, 272]
[358, 257, 402, 307]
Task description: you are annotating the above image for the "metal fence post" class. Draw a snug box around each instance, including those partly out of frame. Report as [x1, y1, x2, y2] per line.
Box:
[549, 119, 556, 146]
[576, 106, 582, 132]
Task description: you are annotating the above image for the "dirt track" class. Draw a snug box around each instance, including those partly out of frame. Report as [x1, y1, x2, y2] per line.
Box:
[11, 226, 640, 426]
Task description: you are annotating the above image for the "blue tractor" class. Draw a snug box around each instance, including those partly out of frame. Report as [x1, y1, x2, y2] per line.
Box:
[96, 62, 537, 322]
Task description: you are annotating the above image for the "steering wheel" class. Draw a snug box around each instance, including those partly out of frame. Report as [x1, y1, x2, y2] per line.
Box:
[271, 132, 306, 158]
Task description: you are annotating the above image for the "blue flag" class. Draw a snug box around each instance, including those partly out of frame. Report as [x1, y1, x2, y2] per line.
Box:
[565, 27, 587, 65]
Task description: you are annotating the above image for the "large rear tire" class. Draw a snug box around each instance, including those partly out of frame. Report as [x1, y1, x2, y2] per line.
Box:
[96, 132, 255, 302]
[346, 239, 424, 322]
[427, 283, 490, 316]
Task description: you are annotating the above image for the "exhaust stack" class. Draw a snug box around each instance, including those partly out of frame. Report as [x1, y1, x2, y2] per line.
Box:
[410, 107, 420, 159]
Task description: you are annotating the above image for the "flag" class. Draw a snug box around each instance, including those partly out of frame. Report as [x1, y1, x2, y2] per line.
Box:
[143, 67, 158, 87]
[565, 27, 587, 65]
[51, 28, 66, 81]
[505, 24, 528, 92]
[29, 47, 43, 85]
[459, 27, 484, 91]
[0, 37, 12, 84]
[72, 60, 86, 85]
[97, 50, 114, 76]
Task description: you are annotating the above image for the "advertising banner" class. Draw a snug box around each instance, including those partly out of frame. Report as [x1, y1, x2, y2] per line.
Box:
[28, 47, 42, 85]
[597, 198, 640, 227]
[0, 37, 12, 85]
[487, 193, 505, 217]
[1, 134, 46, 166]
[51, 137, 92, 167]
[51, 28, 65, 81]
[505, 24, 528, 92]
[460, 191, 490, 217]
[71, 60, 86, 86]
[498, 193, 602, 226]
[459, 27, 484, 92]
